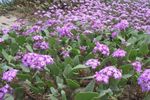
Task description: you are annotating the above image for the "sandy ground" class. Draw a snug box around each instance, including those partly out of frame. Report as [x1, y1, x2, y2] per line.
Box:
[0, 15, 18, 29]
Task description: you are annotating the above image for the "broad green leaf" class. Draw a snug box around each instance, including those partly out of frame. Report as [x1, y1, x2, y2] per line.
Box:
[21, 65, 30, 73]
[99, 89, 113, 98]
[50, 87, 59, 96]
[16, 36, 26, 45]
[17, 74, 31, 80]
[73, 55, 80, 65]
[61, 90, 67, 100]
[66, 79, 80, 89]
[144, 94, 150, 100]
[84, 80, 95, 92]
[4, 94, 14, 100]
[2, 49, 12, 62]
[72, 64, 88, 70]
[2, 34, 9, 40]
[63, 64, 73, 78]
[49, 94, 58, 100]
[74, 92, 99, 100]
[138, 44, 149, 56]
[26, 44, 33, 52]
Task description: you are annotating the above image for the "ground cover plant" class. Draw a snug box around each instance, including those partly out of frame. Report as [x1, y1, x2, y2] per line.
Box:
[0, 0, 150, 100]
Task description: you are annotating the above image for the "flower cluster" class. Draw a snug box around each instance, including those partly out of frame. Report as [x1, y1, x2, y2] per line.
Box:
[94, 66, 122, 84]
[2, 69, 18, 82]
[32, 35, 43, 41]
[112, 49, 126, 58]
[0, 38, 4, 43]
[0, 84, 11, 99]
[131, 61, 142, 73]
[85, 59, 100, 69]
[32, 35, 49, 50]
[61, 50, 70, 58]
[22, 53, 54, 70]
[2, 28, 9, 35]
[138, 69, 150, 92]
[33, 41, 49, 50]
[30, 0, 150, 35]
[114, 20, 129, 30]
[93, 42, 110, 56]
[56, 23, 76, 37]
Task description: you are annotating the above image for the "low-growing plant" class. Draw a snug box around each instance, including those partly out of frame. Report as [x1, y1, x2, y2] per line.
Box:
[0, 0, 150, 100]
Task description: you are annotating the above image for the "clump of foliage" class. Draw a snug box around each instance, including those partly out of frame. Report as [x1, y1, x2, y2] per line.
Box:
[0, 0, 150, 100]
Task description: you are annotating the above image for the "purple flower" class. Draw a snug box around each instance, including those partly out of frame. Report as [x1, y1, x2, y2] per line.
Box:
[61, 50, 70, 58]
[33, 41, 49, 50]
[0, 84, 11, 99]
[80, 46, 87, 51]
[131, 61, 142, 73]
[22, 53, 54, 70]
[11, 23, 21, 31]
[94, 66, 122, 84]
[91, 19, 103, 31]
[32, 35, 43, 41]
[2, 28, 10, 35]
[112, 49, 126, 58]
[138, 69, 150, 92]
[85, 59, 100, 69]
[0, 38, 4, 43]
[111, 32, 118, 38]
[114, 20, 129, 30]
[56, 23, 76, 37]
[93, 42, 110, 56]
[2, 69, 18, 82]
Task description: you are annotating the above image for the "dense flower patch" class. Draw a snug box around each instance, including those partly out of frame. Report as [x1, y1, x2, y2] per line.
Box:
[0, 0, 150, 99]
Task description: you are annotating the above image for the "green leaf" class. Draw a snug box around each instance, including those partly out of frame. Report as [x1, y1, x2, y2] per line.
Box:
[2, 34, 9, 40]
[48, 64, 60, 76]
[128, 49, 137, 60]
[4, 94, 14, 100]
[63, 64, 73, 78]
[2, 49, 12, 62]
[56, 76, 64, 89]
[74, 92, 99, 100]
[16, 36, 26, 45]
[61, 90, 67, 100]
[66, 79, 80, 89]
[144, 94, 150, 100]
[17, 74, 31, 80]
[84, 80, 95, 92]
[49, 94, 58, 100]
[122, 74, 133, 79]
[73, 55, 80, 66]
[99, 89, 113, 98]
[121, 64, 134, 79]
[72, 64, 88, 70]
[50, 87, 59, 96]
[138, 44, 149, 56]
[21, 65, 30, 73]
[26, 44, 33, 52]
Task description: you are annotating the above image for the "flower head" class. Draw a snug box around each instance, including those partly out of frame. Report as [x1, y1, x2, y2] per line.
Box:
[94, 66, 122, 84]
[22, 53, 54, 70]
[131, 61, 142, 73]
[32, 35, 43, 41]
[2, 69, 18, 82]
[33, 41, 49, 50]
[85, 59, 100, 69]
[61, 50, 70, 58]
[0, 84, 11, 99]
[93, 42, 110, 56]
[138, 69, 150, 92]
[112, 49, 126, 58]
[114, 20, 129, 30]
[2, 28, 10, 35]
